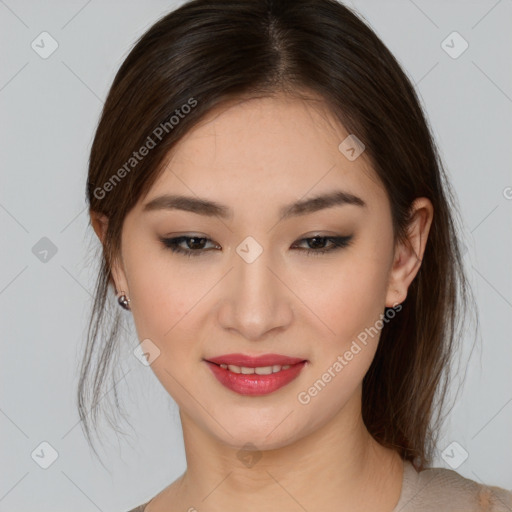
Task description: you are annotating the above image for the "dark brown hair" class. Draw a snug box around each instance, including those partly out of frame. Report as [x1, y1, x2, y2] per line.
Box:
[79, 0, 476, 469]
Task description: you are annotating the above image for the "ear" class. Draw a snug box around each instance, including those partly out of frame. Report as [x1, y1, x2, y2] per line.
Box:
[89, 210, 130, 296]
[90, 210, 108, 244]
[385, 197, 433, 307]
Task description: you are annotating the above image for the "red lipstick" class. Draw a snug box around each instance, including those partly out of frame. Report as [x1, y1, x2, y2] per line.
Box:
[204, 353, 307, 396]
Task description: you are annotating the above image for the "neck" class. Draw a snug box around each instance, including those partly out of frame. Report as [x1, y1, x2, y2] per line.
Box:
[153, 387, 404, 512]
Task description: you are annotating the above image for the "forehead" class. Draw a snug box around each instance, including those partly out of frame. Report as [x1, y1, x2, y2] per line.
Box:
[139, 95, 385, 217]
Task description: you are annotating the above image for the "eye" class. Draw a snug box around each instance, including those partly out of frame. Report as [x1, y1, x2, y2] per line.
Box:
[291, 235, 353, 256]
[159, 235, 220, 257]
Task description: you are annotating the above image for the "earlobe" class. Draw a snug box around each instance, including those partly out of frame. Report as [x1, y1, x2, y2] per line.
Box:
[385, 198, 433, 307]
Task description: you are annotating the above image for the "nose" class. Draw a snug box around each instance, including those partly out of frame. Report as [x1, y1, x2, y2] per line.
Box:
[216, 248, 294, 342]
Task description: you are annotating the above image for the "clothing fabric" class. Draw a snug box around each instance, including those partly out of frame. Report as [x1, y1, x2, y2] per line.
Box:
[391, 460, 512, 511]
[126, 460, 512, 512]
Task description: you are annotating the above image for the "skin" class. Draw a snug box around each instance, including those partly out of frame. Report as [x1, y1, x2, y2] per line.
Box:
[92, 93, 433, 512]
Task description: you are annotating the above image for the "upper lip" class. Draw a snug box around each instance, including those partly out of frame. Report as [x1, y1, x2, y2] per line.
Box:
[205, 353, 307, 367]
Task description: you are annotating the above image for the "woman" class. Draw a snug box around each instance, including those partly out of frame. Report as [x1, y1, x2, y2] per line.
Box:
[79, 0, 512, 510]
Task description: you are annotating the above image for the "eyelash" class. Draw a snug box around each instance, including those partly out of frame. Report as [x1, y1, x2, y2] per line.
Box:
[159, 235, 353, 258]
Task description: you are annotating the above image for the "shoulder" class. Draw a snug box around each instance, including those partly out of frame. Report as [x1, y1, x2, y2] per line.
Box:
[395, 460, 512, 512]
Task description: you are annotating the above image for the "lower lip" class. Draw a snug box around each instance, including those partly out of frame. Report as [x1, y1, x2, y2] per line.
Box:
[205, 361, 307, 396]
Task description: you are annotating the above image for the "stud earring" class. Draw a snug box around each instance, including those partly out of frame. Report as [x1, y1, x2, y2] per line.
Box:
[117, 290, 131, 310]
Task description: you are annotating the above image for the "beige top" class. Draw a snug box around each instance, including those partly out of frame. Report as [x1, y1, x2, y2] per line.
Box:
[126, 460, 512, 512]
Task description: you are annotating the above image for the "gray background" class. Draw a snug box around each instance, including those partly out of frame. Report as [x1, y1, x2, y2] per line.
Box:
[1, 0, 511, 510]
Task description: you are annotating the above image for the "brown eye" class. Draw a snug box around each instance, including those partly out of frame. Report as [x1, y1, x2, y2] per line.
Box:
[291, 235, 353, 256]
[159, 236, 219, 257]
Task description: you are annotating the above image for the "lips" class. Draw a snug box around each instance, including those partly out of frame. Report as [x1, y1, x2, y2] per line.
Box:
[204, 353, 308, 396]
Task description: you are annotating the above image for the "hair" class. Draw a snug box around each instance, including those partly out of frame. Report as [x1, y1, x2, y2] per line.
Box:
[78, 0, 477, 470]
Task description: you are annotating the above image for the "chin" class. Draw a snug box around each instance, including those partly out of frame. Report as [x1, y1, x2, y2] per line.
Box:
[205, 410, 307, 452]
[220, 430, 298, 453]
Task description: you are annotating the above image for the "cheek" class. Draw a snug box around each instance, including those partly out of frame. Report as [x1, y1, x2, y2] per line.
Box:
[302, 248, 392, 350]
[295, 253, 392, 419]
[123, 244, 199, 342]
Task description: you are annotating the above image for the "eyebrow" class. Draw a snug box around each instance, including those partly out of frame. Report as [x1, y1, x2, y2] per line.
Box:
[142, 190, 366, 221]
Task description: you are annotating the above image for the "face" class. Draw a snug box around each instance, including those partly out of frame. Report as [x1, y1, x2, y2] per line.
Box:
[110, 94, 409, 451]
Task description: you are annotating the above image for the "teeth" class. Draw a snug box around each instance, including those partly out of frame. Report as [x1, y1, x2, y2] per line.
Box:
[255, 366, 273, 375]
[222, 364, 293, 374]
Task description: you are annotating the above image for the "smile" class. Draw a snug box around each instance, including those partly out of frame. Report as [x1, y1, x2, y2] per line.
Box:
[204, 356, 308, 396]
[219, 363, 291, 374]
